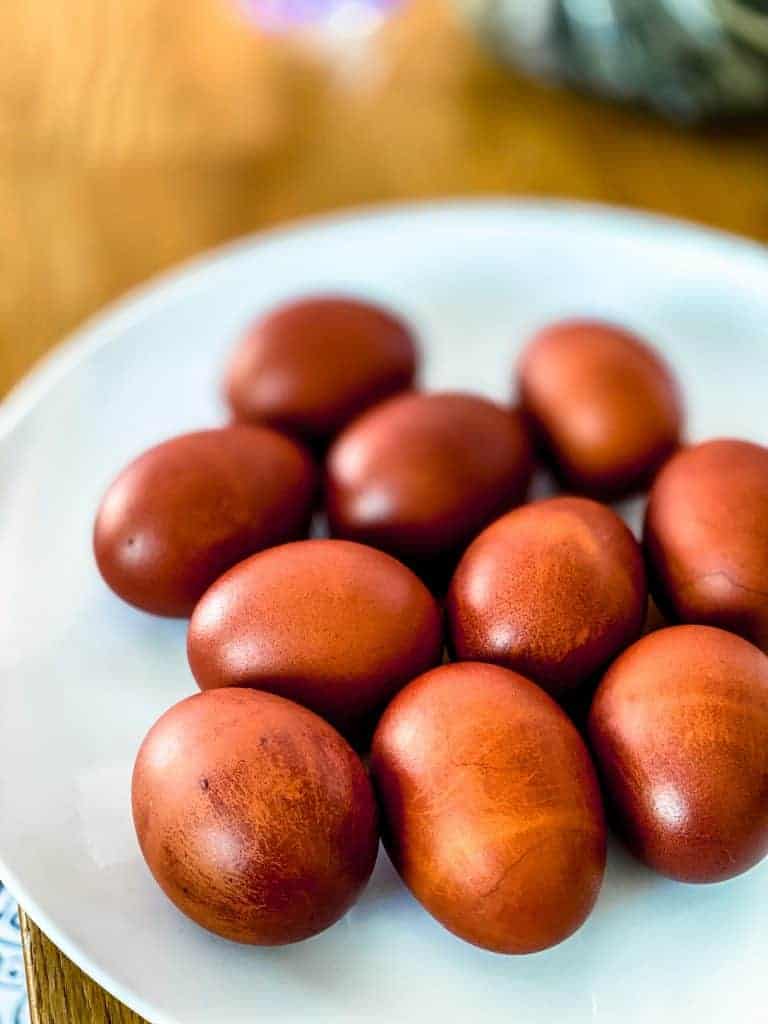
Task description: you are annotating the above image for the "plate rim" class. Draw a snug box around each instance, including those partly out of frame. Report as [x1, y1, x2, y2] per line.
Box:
[4, 195, 768, 442]
[2, 196, 768, 1024]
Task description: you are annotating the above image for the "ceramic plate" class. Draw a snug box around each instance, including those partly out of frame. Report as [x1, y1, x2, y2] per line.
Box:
[1, 201, 766, 1024]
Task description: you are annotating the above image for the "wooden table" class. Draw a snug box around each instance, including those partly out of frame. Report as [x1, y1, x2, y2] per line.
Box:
[2, 0, 767, 1019]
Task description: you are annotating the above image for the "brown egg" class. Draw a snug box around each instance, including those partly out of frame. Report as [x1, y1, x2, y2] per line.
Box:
[132, 688, 378, 944]
[94, 426, 316, 617]
[224, 295, 418, 446]
[371, 662, 606, 954]
[325, 392, 533, 579]
[447, 497, 646, 699]
[517, 319, 683, 497]
[589, 625, 768, 883]
[187, 539, 443, 741]
[644, 439, 768, 652]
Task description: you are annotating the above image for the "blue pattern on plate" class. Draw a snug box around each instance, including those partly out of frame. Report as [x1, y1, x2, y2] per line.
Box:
[0, 883, 28, 1024]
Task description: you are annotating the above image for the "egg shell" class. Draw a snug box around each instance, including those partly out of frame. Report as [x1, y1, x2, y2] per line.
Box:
[588, 625, 768, 883]
[325, 391, 533, 578]
[447, 496, 647, 699]
[371, 662, 606, 954]
[224, 295, 418, 446]
[132, 688, 379, 944]
[93, 425, 316, 617]
[187, 538, 443, 742]
[517, 319, 683, 497]
[644, 438, 768, 652]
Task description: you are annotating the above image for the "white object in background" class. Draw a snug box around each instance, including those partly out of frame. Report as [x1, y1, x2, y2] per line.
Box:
[236, 0, 399, 79]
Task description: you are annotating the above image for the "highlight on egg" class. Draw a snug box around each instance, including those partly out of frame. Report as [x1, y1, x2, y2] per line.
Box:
[644, 438, 768, 652]
[224, 295, 418, 446]
[371, 662, 607, 954]
[325, 391, 533, 581]
[187, 538, 444, 742]
[517, 319, 683, 498]
[94, 425, 316, 617]
[132, 688, 379, 944]
[447, 496, 647, 699]
[589, 625, 768, 883]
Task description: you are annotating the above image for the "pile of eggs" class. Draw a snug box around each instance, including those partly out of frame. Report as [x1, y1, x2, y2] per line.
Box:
[94, 296, 768, 954]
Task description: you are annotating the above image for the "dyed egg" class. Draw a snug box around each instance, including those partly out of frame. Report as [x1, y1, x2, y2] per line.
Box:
[224, 295, 417, 446]
[326, 392, 533, 578]
[447, 497, 646, 699]
[517, 320, 683, 497]
[371, 662, 606, 953]
[644, 438, 768, 652]
[589, 625, 768, 883]
[132, 688, 378, 944]
[94, 426, 316, 617]
[187, 539, 443, 741]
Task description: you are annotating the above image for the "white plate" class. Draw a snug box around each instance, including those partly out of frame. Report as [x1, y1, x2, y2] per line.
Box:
[1, 200, 767, 1024]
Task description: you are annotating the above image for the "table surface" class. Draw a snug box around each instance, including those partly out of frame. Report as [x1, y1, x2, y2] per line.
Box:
[3, 0, 768, 1019]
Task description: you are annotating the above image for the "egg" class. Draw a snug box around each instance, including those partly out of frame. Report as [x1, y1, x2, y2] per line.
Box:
[224, 295, 418, 446]
[93, 425, 316, 617]
[447, 497, 646, 699]
[132, 688, 378, 944]
[371, 662, 606, 954]
[644, 438, 768, 652]
[588, 625, 768, 883]
[517, 319, 683, 497]
[187, 539, 443, 741]
[325, 392, 533, 580]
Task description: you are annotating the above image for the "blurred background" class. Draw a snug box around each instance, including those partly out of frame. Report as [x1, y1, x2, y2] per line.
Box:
[2, 0, 768, 399]
[1, 0, 767, 1021]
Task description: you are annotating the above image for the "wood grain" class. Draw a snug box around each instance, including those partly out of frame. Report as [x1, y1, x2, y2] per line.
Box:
[3, 0, 768, 399]
[20, 912, 146, 1023]
[3, 0, 767, 1019]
